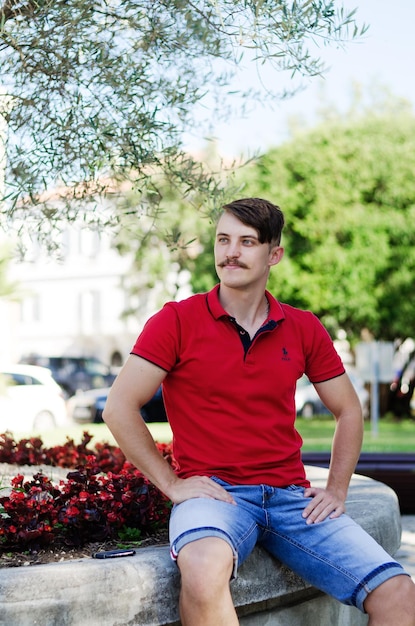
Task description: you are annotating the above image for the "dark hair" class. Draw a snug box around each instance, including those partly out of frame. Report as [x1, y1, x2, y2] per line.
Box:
[221, 198, 284, 246]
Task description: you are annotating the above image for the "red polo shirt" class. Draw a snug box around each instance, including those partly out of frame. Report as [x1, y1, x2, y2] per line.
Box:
[132, 285, 344, 487]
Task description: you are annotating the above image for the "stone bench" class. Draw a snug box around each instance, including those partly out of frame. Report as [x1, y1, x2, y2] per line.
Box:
[0, 467, 402, 626]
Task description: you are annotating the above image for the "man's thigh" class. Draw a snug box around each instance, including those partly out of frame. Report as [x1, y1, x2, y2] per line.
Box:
[260, 484, 406, 611]
[169, 485, 262, 577]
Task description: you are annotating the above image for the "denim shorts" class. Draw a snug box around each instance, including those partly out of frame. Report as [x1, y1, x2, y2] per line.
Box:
[169, 478, 408, 612]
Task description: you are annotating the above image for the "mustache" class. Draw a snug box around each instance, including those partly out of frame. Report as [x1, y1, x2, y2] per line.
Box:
[218, 259, 248, 269]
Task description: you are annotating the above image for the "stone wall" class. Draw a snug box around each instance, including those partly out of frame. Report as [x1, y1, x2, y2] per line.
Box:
[0, 467, 402, 626]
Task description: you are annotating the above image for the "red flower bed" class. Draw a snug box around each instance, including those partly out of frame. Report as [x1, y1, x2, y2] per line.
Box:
[0, 432, 175, 551]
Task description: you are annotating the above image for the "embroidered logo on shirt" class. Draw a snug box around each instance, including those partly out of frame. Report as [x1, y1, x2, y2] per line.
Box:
[282, 347, 290, 361]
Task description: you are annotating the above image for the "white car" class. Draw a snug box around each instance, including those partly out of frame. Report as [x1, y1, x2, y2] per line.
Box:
[0, 364, 69, 433]
[295, 370, 369, 419]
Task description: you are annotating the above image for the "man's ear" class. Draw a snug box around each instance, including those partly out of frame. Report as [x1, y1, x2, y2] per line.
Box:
[269, 246, 284, 267]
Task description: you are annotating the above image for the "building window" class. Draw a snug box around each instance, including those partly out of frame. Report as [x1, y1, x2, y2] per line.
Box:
[20, 294, 40, 323]
[78, 291, 100, 335]
[78, 229, 100, 258]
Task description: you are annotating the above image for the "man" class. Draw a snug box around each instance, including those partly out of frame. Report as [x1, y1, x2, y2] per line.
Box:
[104, 198, 415, 626]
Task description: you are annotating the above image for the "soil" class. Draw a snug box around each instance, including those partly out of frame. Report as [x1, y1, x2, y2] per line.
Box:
[0, 529, 169, 569]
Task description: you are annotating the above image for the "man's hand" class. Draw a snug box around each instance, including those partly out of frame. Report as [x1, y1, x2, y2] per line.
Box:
[167, 475, 236, 506]
[302, 486, 346, 524]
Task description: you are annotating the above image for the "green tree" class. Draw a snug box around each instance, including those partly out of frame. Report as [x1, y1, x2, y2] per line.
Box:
[113, 146, 225, 314]
[0, 0, 365, 245]
[238, 100, 415, 341]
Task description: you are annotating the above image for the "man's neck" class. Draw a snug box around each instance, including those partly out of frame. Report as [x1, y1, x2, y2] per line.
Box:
[218, 285, 269, 337]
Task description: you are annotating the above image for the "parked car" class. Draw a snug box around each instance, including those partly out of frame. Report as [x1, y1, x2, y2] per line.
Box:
[67, 385, 167, 424]
[295, 370, 369, 418]
[0, 364, 69, 432]
[295, 375, 328, 418]
[19, 355, 117, 398]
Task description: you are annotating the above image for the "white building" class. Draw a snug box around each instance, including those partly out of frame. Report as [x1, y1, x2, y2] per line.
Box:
[1, 222, 176, 367]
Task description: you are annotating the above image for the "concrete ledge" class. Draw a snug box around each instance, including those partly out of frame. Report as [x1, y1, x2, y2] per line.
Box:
[0, 467, 402, 626]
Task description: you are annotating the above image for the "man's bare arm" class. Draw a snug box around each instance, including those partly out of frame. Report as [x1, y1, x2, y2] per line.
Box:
[301, 372, 363, 523]
[103, 355, 235, 505]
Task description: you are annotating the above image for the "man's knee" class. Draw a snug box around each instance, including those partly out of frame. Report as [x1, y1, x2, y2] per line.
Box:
[177, 537, 234, 598]
[364, 574, 415, 622]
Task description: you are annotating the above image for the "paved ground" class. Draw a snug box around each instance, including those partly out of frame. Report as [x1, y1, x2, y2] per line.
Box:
[395, 516, 415, 580]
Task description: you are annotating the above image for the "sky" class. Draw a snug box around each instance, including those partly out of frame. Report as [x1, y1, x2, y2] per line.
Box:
[184, 0, 415, 157]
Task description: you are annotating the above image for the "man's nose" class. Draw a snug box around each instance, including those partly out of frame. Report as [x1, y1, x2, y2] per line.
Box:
[226, 241, 241, 257]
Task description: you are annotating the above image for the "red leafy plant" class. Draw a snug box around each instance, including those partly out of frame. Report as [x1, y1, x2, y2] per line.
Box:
[0, 431, 131, 472]
[0, 432, 175, 552]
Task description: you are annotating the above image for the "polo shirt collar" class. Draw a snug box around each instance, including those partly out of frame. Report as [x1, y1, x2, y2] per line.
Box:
[206, 284, 286, 323]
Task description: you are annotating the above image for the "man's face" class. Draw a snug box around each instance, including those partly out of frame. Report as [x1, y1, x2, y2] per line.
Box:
[214, 211, 283, 289]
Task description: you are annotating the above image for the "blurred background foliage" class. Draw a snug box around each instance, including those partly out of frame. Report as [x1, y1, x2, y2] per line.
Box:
[0, 0, 365, 246]
[2, 2, 414, 345]
[148, 98, 415, 343]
